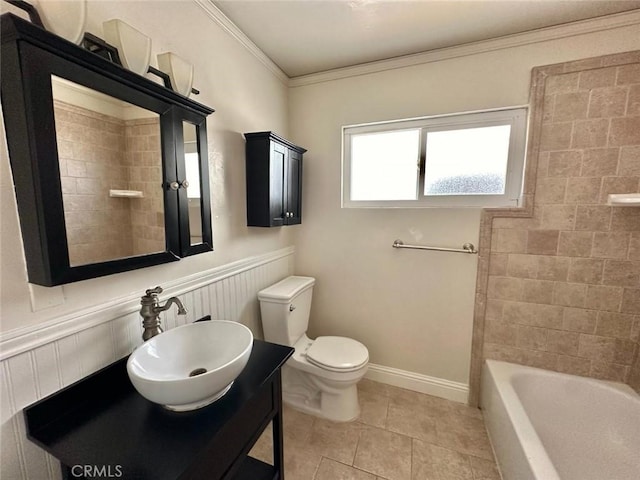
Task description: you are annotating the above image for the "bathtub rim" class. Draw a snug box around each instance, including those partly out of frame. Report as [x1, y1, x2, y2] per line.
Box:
[481, 359, 640, 480]
[482, 359, 561, 480]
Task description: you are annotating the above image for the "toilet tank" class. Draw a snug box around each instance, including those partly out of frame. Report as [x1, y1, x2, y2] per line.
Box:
[258, 276, 315, 346]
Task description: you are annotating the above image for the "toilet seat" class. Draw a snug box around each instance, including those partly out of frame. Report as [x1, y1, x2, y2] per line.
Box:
[305, 336, 369, 372]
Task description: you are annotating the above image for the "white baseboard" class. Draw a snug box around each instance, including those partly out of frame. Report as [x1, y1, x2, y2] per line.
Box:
[365, 363, 469, 404]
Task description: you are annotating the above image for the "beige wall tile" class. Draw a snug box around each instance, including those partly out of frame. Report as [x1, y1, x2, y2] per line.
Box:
[627, 84, 640, 115]
[587, 86, 628, 118]
[618, 146, 640, 176]
[485, 317, 517, 346]
[567, 258, 604, 284]
[580, 148, 619, 177]
[503, 302, 564, 329]
[546, 330, 580, 356]
[571, 119, 609, 148]
[537, 256, 570, 281]
[609, 117, 640, 146]
[487, 277, 522, 301]
[556, 354, 591, 376]
[562, 308, 598, 334]
[565, 177, 601, 204]
[492, 229, 527, 253]
[485, 299, 506, 320]
[475, 55, 640, 400]
[558, 231, 593, 257]
[540, 122, 573, 151]
[547, 150, 582, 177]
[596, 312, 635, 339]
[578, 334, 617, 362]
[522, 279, 555, 304]
[541, 205, 576, 229]
[585, 285, 624, 311]
[488, 253, 508, 276]
[630, 318, 640, 342]
[621, 288, 640, 314]
[506, 254, 538, 278]
[579, 68, 616, 89]
[629, 233, 640, 260]
[602, 260, 640, 287]
[546, 72, 580, 94]
[554, 92, 589, 121]
[613, 340, 636, 366]
[516, 325, 548, 350]
[552, 282, 587, 307]
[599, 176, 640, 203]
[526, 230, 560, 255]
[535, 177, 567, 204]
[616, 64, 640, 85]
[611, 208, 640, 232]
[592, 232, 631, 259]
[590, 361, 629, 382]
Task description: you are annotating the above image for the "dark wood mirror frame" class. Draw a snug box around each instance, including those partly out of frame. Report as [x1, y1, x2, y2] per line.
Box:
[1, 13, 215, 286]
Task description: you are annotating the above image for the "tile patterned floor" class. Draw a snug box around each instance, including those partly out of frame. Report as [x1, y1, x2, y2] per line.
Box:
[249, 379, 501, 480]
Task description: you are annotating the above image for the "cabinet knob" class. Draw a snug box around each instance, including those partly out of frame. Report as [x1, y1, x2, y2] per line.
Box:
[180, 180, 190, 189]
[169, 181, 180, 190]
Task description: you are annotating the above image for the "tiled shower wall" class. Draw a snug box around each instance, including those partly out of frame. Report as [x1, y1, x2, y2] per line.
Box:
[0, 249, 294, 480]
[125, 118, 165, 256]
[55, 101, 134, 265]
[54, 102, 165, 264]
[479, 55, 640, 392]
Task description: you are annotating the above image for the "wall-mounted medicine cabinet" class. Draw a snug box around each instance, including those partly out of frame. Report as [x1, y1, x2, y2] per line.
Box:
[1, 13, 214, 286]
[245, 132, 306, 227]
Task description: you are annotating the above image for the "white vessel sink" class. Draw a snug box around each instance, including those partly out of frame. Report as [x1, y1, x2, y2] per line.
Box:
[127, 321, 253, 411]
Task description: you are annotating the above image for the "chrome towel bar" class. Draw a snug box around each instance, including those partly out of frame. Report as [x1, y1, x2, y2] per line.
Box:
[392, 239, 478, 254]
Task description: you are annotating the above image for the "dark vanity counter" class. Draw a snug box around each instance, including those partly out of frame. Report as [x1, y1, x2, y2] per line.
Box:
[24, 339, 293, 480]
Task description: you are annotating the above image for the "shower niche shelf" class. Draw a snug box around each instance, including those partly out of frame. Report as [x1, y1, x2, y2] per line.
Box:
[607, 193, 640, 207]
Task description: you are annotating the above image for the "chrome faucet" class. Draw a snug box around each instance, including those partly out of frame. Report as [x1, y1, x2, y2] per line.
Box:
[139, 286, 187, 341]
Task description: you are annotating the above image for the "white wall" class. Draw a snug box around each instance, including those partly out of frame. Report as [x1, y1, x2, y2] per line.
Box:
[288, 23, 640, 386]
[0, 0, 291, 334]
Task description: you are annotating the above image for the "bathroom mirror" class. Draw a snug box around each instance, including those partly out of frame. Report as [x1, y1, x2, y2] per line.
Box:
[52, 76, 166, 266]
[175, 115, 212, 257]
[1, 13, 214, 286]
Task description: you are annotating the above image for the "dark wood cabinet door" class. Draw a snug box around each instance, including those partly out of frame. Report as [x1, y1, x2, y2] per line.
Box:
[285, 149, 302, 225]
[269, 141, 287, 227]
[245, 132, 306, 228]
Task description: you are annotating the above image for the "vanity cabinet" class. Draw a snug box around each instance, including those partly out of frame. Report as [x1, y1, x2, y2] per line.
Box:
[0, 13, 214, 286]
[23, 339, 293, 480]
[245, 132, 306, 227]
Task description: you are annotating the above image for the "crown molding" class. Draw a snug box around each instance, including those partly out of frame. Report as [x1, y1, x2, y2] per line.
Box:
[192, 0, 289, 85]
[289, 9, 640, 87]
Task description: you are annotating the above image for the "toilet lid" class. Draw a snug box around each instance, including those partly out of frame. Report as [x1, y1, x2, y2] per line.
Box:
[306, 336, 369, 372]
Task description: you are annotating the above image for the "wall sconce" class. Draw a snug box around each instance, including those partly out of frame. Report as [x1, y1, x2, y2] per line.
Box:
[7, 0, 87, 44]
[157, 52, 194, 97]
[102, 19, 151, 76]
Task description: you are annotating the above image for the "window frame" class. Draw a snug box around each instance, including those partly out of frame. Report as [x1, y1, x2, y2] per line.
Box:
[342, 107, 528, 208]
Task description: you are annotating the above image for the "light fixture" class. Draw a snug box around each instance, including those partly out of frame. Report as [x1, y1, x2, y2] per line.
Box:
[102, 19, 151, 76]
[157, 52, 194, 97]
[32, 0, 87, 45]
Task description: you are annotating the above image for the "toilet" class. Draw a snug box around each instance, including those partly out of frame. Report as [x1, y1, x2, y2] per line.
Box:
[258, 276, 369, 422]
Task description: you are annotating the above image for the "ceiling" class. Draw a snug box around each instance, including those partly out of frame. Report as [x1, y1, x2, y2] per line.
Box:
[213, 0, 640, 78]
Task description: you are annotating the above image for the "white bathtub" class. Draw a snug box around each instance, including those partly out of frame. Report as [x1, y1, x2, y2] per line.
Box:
[481, 360, 640, 480]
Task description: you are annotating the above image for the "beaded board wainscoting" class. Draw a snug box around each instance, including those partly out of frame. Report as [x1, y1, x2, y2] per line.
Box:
[0, 247, 294, 480]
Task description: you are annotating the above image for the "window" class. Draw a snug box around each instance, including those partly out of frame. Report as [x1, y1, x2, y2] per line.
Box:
[342, 108, 527, 208]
